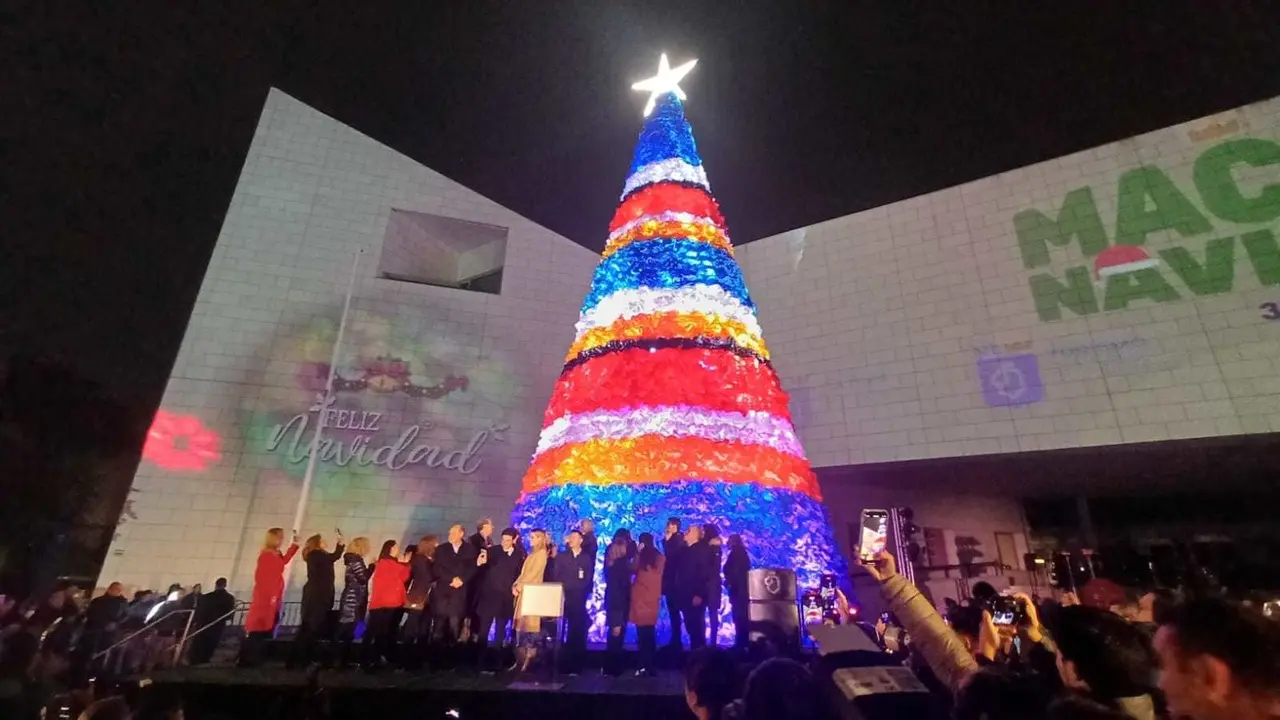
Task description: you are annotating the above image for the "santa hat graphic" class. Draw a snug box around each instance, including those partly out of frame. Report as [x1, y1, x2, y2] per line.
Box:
[1093, 245, 1158, 281]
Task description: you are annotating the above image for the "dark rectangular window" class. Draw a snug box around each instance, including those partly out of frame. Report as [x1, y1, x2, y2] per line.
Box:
[378, 209, 508, 295]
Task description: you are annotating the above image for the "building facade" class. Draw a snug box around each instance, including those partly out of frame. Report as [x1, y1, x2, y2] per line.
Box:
[100, 89, 1280, 599]
[101, 90, 599, 593]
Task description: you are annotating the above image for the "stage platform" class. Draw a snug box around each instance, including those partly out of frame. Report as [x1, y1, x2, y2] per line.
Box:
[141, 664, 688, 719]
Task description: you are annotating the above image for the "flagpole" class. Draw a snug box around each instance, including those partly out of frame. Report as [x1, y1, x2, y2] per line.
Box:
[280, 249, 362, 602]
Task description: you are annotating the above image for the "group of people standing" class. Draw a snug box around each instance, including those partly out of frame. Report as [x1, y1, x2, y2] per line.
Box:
[598, 518, 753, 675]
[236, 515, 753, 675]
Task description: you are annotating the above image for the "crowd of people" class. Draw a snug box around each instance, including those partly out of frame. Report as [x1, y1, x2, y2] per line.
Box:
[237, 515, 754, 676]
[667, 549, 1280, 720]
[797, 549, 1280, 720]
[3, 519, 1278, 719]
[0, 579, 233, 719]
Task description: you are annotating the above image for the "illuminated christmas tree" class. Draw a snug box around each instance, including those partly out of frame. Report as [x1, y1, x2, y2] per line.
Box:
[512, 55, 848, 640]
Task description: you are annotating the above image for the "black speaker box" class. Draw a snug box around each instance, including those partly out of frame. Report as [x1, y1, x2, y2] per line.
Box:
[747, 600, 800, 646]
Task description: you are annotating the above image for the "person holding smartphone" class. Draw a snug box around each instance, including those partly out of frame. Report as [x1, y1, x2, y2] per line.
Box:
[466, 519, 494, 643]
[862, 549, 980, 693]
[474, 528, 522, 670]
[289, 530, 345, 669]
[238, 527, 299, 668]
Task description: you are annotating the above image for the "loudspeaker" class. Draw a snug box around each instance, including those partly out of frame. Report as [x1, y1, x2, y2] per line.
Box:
[747, 599, 800, 646]
[748, 568, 797, 602]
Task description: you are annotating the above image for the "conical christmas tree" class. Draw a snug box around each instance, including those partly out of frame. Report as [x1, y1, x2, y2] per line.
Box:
[512, 56, 848, 639]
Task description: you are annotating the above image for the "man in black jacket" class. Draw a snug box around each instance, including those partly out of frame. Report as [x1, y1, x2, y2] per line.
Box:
[555, 530, 593, 673]
[661, 517, 688, 650]
[723, 536, 751, 649]
[467, 518, 494, 641]
[475, 527, 522, 669]
[76, 582, 128, 675]
[677, 525, 713, 650]
[189, 578, 236, 665]
[579, 518, 598, 579]
[432, 524, 479, 646]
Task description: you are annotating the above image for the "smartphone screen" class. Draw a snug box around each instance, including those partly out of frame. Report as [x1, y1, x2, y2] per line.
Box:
[858, 509, 889, 561]
[819, 574, 836, 600]
[801, 590, 825, 625]
[819, 574, 838, 619]
[992, 596, 1018, 625]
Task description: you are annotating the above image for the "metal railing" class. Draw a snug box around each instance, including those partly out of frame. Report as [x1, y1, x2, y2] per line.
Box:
[174, 603, 247, 658]
[226, 600, 302, 629]
[92, 609, 196, 674]
[90, 599, 305, 673]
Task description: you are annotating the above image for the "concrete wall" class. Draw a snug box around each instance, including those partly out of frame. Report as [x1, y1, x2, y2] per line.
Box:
[101, 89, 599, 595]
[102, 89, 1280, 598]
[738, 97, 1280, 469]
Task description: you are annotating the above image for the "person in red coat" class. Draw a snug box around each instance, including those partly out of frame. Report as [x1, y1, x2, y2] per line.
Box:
[363, 539, 411, 670]
[236, 527, 298, 667]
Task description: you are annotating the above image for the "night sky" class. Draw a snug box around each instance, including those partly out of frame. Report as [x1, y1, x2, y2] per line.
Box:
[7, 2, 1280, 413]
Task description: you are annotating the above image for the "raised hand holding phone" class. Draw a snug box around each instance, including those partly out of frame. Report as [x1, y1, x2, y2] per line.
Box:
[857, 509, 889, 563]
[862, 550, 897, 582]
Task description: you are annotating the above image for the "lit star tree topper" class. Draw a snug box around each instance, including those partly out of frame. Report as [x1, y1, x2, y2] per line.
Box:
[631, 53, 698, 116]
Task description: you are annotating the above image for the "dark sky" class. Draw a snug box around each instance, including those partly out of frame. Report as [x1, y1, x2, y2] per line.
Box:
[6, 1, 1280, 411]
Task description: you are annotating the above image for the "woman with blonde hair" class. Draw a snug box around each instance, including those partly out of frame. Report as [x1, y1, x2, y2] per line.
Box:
[336, 536, 372, 669]
[510, 528, 550, 672]
[288, 531, 344, 668]
[237, 527, 299, 667]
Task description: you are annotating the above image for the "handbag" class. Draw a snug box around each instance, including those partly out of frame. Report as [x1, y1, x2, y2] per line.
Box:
[405, 582, 428, 611]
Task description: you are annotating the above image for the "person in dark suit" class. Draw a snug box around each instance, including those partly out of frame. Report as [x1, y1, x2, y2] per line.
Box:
[702, 524, 724, 646]
[82, 583, 128, 655]
[579, 518, 599, 580]
[290, 532, 345, 668]
[661, 517, 688, 650]
[603, 529, 635, 675]
[676, 525, 712, 650]
[723, 535, 751, 649]
[75, 582, 128, 676]
[188, 578, 236, 665]
[431, 524, 479, 648]
[555, 530, 593, 674]
[468, 518, 494, 554]
[466, 518, 494, 641]
[474, 527, 522, 669]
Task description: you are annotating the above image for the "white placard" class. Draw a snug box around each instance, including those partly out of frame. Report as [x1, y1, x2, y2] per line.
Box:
[516, 582, 564, 619]
[806, 623, 882, 655]
[833, 667, 930, 698]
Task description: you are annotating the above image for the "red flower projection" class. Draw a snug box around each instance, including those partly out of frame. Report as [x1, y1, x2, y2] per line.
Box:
[142, 410, 222, 472]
